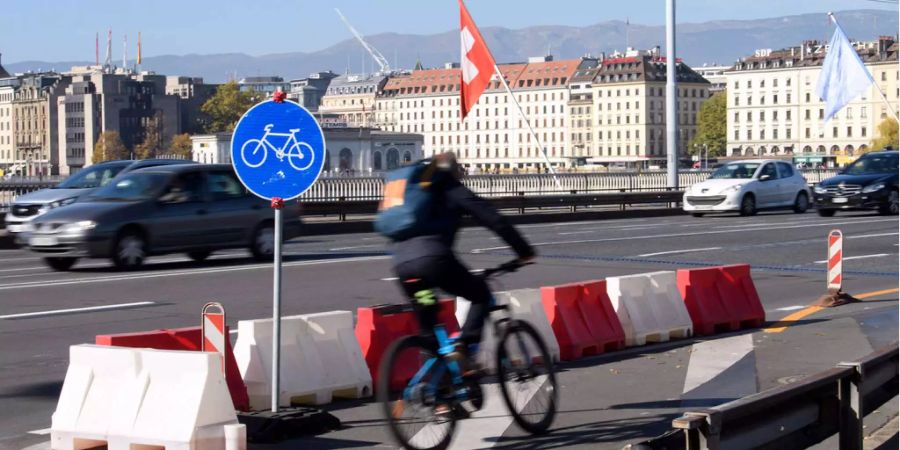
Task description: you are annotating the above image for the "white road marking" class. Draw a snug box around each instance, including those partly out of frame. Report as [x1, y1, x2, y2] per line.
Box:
[637, 247, 722, 258]
[846, 232, 899, 239]
[814, 253, 890, 264]
[328, 244, 381, 251]
[0, 266, 44, 273]
[557, 223, 664, 235]
[470, 218, 897, 253]
[28, 427, 51, 435]
[774, 305, 806, 312]
[0, 255, 390, 291]
[381, 277, 399, 281]
[0, 301, 157, 320]
[682, 333, 754, 394]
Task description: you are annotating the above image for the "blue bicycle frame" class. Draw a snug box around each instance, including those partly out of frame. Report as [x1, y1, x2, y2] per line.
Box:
[402, 326, 470, 403]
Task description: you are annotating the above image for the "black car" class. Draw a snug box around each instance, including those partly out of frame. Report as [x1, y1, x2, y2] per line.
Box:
[813, 150, 898, 216]
[21, 164, 303, 271]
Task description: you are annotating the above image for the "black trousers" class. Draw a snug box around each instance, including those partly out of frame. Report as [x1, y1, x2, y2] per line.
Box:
[394, 254, 494, 346]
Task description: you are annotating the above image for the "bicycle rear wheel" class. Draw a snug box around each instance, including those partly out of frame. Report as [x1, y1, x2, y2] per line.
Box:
[378, 335, 456, 450]
[495, 320, 558, 434]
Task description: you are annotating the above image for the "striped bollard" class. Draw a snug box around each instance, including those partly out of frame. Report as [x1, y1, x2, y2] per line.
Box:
[817, 230, 859, 307]
[201, 302, 227, 374]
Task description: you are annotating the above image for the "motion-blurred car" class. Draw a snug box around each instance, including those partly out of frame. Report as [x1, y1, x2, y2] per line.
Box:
[813, 150, 898, 216]
[683, 159, 811, 217]
[5, 159, 193, 238]
[21, 164, 302, 271]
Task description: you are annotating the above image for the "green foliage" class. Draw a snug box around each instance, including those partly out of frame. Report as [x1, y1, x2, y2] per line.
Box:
[200, 81, 256, 133]
[92, 131, 128, 163]
[169, 133, 193, 159]
[868, 117, 899, 152]
[134, 112, 163, 159]
[688, 92, 727, 157]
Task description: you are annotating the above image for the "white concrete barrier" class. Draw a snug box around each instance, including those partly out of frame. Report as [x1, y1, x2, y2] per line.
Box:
[234, 310, 371, 410]
[606, 271, 694, 346]
[456, 288, 560, 372]
[51, 344, 238, 450]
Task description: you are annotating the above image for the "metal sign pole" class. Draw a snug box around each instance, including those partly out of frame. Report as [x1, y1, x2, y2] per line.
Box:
[271, 198, 284, 412]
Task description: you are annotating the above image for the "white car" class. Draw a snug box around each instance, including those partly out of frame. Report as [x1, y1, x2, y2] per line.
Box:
[683, 159, 811, 217]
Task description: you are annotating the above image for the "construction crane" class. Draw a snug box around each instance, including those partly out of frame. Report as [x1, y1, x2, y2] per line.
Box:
[335, 8, 391, 74]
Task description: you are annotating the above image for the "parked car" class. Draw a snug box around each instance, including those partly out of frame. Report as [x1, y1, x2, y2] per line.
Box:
[813, 150, 898, 217]
[20, 164, 303, 271]
[5, 159, 194, 238]
[683, 159, 811, 217]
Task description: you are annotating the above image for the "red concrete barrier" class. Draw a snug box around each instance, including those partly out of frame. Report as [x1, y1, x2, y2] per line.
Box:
[96, 326, 250, 411]
[677, 264, 766, 336]
[541, 280, 625, 360]
[355, 300, 459, 389]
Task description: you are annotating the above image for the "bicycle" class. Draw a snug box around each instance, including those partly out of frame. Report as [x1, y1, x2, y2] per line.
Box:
[378, 260, 558, 450]
[240, 124, 316, 171]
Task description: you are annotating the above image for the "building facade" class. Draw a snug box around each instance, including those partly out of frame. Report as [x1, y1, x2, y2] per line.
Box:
[191, 132, 233, 164]
[726, 37, 899, 166]
[0, 81, 16, 170]
[57, 71, 180, 172]
[695, 64, 730, 93]
[166, 76, 217, 134]
[375, 57, 595, 171]
[288, 71, 338, 112]
[587, 51, 711, 168]
[320, 74, 388, 128]
[13, 74, 71, 176]
[238, 76, 290, 99]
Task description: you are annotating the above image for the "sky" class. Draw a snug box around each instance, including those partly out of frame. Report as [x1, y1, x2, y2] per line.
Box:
[0, 0, 897, 63]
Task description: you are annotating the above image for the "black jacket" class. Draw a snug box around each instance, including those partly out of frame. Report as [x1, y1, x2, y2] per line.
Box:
[391, 171, 534, 265]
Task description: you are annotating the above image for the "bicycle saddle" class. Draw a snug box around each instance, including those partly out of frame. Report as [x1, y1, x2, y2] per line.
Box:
[289, 128, 300, 133]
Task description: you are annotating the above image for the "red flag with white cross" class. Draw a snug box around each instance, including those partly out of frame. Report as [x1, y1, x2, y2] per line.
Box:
[458, 0, 497, 120]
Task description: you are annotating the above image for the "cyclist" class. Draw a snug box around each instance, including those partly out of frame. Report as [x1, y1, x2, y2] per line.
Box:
[383, 152, 536, 373]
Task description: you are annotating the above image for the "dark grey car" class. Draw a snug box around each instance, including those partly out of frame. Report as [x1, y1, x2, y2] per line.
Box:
[22, 164, 302, 271]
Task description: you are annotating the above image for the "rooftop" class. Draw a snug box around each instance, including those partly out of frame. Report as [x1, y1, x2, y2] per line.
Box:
[731, 36, 898, 71]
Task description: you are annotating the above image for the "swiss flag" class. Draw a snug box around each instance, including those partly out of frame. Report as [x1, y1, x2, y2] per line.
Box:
[459, 0, 497, 120]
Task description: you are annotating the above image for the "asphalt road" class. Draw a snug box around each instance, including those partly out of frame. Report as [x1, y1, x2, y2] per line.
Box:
[0, 210, 897, 450]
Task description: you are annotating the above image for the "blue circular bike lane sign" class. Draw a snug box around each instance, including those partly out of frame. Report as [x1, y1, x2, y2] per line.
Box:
[230, 99, 325, 200]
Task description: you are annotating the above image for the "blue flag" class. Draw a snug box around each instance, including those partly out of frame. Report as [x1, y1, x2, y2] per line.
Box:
[816, 17, 874, 123]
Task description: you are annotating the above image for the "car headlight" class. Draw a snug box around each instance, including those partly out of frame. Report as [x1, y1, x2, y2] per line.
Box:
[48, 197, 77, 209]
[814, 185, 827, 194]
[862, 182, 885, 193]
[62, 220, 97, 232]
[720, 185, 743, 194]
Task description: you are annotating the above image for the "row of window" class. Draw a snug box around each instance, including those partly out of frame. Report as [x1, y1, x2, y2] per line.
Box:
[65, 102, 86, 113]
[429, 131, 566, 146]
[733, 125, 868, 141]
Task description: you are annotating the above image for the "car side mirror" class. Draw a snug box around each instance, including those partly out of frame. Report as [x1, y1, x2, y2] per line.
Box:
[759, 174, 772, 182]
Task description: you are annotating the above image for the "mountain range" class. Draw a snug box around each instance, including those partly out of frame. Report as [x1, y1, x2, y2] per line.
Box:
[5, 9, 897, 83]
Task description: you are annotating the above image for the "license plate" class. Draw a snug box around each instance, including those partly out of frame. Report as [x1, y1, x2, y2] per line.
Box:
[30, 236, 58, 246]
[6, 224, 24, 233]
[832, 197, 848, 204]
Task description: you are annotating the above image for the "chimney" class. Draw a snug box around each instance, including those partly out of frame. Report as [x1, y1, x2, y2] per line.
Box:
[878, 35, 894, 57]
[800, 43, 805, 61]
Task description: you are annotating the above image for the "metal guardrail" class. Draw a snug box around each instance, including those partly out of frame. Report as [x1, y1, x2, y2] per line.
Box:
[624, 343, 899, 450]
[0, 169, 840, 208]
[301, 190, 685, 221]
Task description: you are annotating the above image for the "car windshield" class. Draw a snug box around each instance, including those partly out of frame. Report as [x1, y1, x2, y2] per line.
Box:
[86, 173, 168, 201]
[843, 154, 899, 175]
[55, 163, 129, 189]
[709, 163, 760, 179]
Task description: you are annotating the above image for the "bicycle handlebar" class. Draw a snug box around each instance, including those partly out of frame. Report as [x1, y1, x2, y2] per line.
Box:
[478, 259, 532, 280]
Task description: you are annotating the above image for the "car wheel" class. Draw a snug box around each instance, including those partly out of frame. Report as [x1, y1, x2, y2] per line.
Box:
[113, 230, 147, 270]
[250, 223, 275, 261]
[793, 192, 810, 213]
[739, 194, 757, 216]
[691, 213, 705, 218]
[878, 190, 898, 215]
[817, 209, 836, 217]
[44, 257, 77, 271]
[188, 250, 212, 262]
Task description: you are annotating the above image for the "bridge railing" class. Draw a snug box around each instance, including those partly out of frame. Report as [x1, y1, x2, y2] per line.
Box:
[0, 169, 839, 208]
[624, 343, 899, 450]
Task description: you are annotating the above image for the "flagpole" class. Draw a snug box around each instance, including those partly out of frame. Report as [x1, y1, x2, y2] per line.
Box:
[828, 13, 899, 125]
[491, 64, 562, 186]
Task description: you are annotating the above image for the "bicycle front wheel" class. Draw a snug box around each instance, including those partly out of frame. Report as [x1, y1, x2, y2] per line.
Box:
[286, 141, 315, 171]
[495, 320, 558, 435]
[378, 335, 456, 450]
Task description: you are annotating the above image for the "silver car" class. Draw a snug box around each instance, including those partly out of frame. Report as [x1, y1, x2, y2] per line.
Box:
[5, 159, 193, 238]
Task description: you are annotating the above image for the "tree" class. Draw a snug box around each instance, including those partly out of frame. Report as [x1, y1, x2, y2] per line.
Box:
[134, 112, 163, 159]
[200, 80, 255, 133]
[168, 133, 193, 160]
[92, 131, 128, 164]
[688, 92, 727, 157]
[868, 117, 899, 152]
